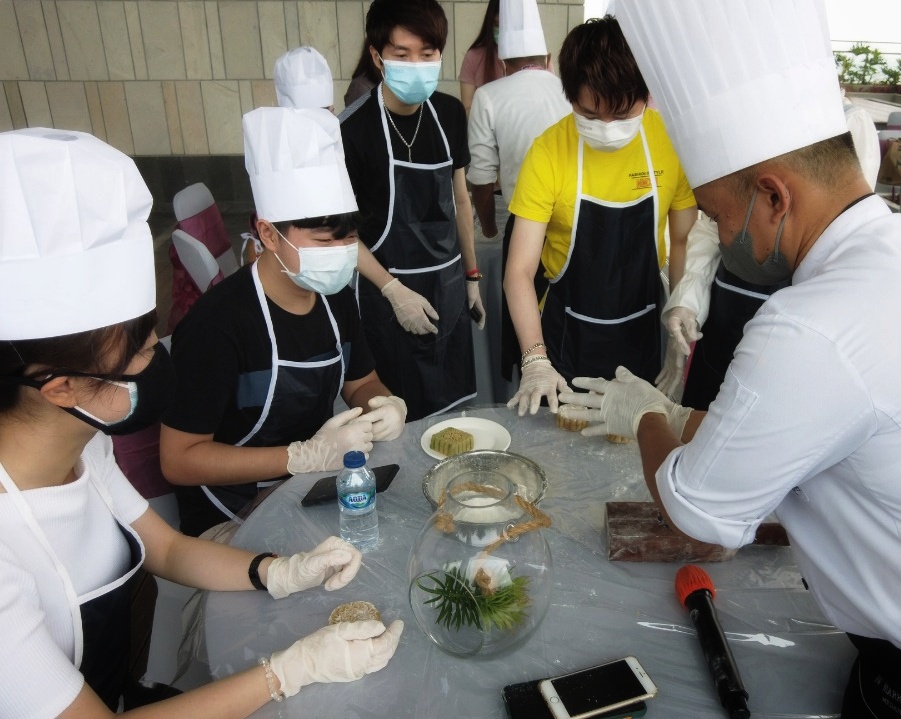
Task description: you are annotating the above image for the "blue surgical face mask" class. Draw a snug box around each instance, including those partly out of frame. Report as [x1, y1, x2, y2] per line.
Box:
[718, 191, 793, 285]
[274, 228, 358, 295]
[379, 55, 442, 105]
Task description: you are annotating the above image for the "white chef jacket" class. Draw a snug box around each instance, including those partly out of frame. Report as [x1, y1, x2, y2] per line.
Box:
[466, 68, 571, 201]
[657, 195, 901, 647]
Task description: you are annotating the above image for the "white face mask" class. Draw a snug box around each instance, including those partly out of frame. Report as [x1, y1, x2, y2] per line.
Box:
[574, 109, 645, 152]
[274, 229, 359, 295]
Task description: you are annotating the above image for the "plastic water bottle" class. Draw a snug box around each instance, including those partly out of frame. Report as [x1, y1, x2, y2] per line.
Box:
[337, 451, 379, 550]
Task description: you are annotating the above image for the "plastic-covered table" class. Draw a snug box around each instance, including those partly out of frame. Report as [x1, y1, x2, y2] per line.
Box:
[203, 406, 855, 718]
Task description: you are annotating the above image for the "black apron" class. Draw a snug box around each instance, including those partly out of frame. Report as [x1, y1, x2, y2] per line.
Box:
[0, 463, 144, 710]
[681, 261, 788, 410]
[198, 261, 345, 525]
[541, 128, 662, 385]
[355, 88, 476, 422]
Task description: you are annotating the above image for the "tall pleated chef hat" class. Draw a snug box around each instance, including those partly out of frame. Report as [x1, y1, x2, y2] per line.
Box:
[617, 0, 848, 188]
[243, 106, 358, 223]
[0, 128, 155, 340]
[498, 0, 548, 60]
[274, 46, 334, 110]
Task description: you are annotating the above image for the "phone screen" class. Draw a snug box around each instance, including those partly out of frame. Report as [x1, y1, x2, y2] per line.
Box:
[550, 660, 648, 716]
[300, 464, 399, 507]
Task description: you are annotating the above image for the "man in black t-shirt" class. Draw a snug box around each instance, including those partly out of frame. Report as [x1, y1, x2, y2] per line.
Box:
[161, 108, 407, 536]
[340, 0, 483, 421]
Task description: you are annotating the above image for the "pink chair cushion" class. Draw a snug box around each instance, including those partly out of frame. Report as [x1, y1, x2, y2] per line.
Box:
[177, 204, 232, 258]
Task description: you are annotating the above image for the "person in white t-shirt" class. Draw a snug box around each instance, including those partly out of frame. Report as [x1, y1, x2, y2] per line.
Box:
[0, 128, 402, 719]
[565, 3, 901, 717]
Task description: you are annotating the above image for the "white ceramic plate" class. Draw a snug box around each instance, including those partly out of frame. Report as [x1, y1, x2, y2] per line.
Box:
[420, 417, 512, 459]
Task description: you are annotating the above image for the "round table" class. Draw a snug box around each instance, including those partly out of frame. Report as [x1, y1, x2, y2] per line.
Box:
[203, 406, 855, 718]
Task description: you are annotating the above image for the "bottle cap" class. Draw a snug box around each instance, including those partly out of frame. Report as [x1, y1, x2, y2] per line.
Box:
[343, 451, 366, 468]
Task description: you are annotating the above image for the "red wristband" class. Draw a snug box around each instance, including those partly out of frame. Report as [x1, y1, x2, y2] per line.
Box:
[465, 268, 481, 277]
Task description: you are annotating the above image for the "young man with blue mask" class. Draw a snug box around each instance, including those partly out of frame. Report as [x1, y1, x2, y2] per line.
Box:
[161, 108, 407, 537]
[339, 0, 483, 422]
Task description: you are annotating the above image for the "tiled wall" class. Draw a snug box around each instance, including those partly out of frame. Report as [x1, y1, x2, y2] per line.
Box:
[0, 0, 584, 157]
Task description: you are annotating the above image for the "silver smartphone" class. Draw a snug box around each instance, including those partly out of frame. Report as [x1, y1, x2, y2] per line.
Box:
[538, 656, 658, 719]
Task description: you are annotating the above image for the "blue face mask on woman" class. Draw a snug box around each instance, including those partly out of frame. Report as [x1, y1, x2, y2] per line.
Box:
[380, 56, 442, 105]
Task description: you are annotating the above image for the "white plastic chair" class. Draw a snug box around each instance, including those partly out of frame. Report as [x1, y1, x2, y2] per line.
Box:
[171, 229, 223, 293]
[886, 111, 901, 130]
[173, 183, 239, 277]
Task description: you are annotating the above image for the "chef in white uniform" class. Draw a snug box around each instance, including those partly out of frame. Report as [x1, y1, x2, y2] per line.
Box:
[559, 2, 901, 717]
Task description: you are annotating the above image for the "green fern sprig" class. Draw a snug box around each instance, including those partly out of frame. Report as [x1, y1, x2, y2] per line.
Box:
[416, 565, 531, 632]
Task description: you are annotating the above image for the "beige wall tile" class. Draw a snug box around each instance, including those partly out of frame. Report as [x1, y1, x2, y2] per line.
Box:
[258, 2, 287, 80]
[441, 1, 456, 82]
[336, 2, 366, 81]
[15, 0, 55, 80]
[284, 1, 300, 50]
[453, 2, 485, 82]
[4, 81, 27, 128]
[220, 2, 263, 79]
[98, 81, 134, 153]
[0, 86, 13, 131]
[175, 81, 210, 154]
[46, 81, 92, 132]
[566, 4, 583, 31]
[201, 81, 243, 154]
[124, 81, 171, 154]
[19, 81, 52, 126]
[179, 2, 213, 80]
[41, 2, 69, 80]
[139, 1, 186, 80]
[539, 5, 570, 60]
[297, 2, 338, 79]
[84, 81, 106, 139]
[123, 1, 148, 79]
[97, 2, 136, 80]
[238, 79, 253, 114]
[0, 1, 28, 80]
[205, 2, 226, 79]
[58, 1, 109, 81]
[161, 81, 184, 153]
[250, 79, 276, 108]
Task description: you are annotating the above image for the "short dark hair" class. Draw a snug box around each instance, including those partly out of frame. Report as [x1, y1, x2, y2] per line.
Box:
[273, 212, 360, 241]
[558, 16, 649, 115]
[366, 0, 449, 56]
[0, 311, 157, 413]
[722, 132, 860, 199]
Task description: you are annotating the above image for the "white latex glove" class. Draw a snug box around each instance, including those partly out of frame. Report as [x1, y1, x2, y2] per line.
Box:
[381, 278, 439, 335]
[266, 537, 363, 599]
[466, 282, 486, 330]
[287, 407, 374, 474]
[663, 306, 702, 357]
[558, 366, 675, 438]
[506, 359, 571, 416]
[270, 619, 404, 697]
[367, 395, 407, 441]
[655, 338, 688, 400]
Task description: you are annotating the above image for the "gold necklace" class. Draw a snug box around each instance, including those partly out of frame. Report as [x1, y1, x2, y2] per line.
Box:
[383, 88, 424, 162]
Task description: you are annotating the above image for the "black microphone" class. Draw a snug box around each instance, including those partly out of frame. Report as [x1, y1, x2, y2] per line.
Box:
[675, 564, 750, 719]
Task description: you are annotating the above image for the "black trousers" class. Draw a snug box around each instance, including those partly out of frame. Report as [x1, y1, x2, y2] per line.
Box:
[841, 634, 901, 718]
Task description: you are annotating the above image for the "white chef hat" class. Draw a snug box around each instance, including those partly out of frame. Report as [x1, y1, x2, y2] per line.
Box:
[0, 128, 155, 341]
[243, 107, 358, 223]
[274, 46, 334, 110]
[618, 0, 848, 188]
[498, 0, 548, 60]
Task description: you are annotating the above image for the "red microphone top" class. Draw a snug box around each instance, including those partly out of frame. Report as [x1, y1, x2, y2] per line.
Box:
[675, 564, 716, 607]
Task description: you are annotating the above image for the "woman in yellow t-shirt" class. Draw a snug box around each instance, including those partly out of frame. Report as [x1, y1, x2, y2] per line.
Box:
[504, 17, 697, 415]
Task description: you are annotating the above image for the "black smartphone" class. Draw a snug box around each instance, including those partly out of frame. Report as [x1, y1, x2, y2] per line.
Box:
[503, 679, 646, 719]
[470, 304, 484, 324]
[300, 464, 399, 507]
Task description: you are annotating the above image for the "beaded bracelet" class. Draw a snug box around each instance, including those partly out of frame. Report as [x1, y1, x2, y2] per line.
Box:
[259, 656, 286, 702]
[521, 355, 551, 370]
[520, 342, 546, 360]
